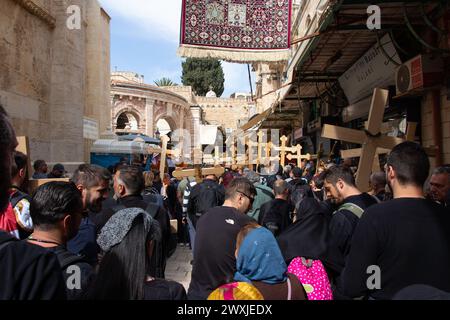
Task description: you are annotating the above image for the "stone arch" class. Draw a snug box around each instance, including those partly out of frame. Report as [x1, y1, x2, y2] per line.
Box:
[154, 114, 178, 133]
[113, 106, 142, 131]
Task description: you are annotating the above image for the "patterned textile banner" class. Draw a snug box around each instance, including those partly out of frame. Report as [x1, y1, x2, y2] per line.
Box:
[178, 0, 292, 62]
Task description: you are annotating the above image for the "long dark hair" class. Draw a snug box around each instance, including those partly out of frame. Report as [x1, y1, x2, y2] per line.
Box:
[88, 215, 151, 299]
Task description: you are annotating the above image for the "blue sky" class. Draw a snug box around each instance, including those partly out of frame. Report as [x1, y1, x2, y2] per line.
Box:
[99, 0, 255, 97]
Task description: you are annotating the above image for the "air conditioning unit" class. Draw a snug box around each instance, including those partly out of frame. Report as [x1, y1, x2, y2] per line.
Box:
[395, 54, 443, 96]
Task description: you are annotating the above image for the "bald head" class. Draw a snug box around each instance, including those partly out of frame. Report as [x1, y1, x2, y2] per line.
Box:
[273, 179, 288, 199]
[370, 171, 387, 193]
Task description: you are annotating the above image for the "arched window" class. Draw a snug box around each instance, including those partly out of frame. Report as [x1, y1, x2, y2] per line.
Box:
[116, 113, 128, 129]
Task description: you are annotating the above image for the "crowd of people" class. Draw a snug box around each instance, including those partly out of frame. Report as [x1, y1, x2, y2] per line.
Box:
[1, 105, 450, 300]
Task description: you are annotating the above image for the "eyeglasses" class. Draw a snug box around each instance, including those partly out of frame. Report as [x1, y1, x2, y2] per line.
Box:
[237, 191, 255, 205]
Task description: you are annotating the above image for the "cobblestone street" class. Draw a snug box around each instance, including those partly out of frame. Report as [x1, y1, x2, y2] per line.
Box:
[166, 245, 193, 291]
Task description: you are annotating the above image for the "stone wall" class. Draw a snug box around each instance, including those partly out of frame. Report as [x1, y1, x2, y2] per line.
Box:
[84, 2, 111, 161]
[0, 0, 110, 171]
[421, 87, 450, 167]
[1, 0, 54, 162]
[196, 96, 253, 132]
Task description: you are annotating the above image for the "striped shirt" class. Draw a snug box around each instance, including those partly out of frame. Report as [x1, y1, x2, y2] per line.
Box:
[182, 178, 197, 217]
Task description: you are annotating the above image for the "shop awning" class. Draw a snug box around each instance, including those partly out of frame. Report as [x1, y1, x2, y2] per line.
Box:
[239, 107, 274, 132]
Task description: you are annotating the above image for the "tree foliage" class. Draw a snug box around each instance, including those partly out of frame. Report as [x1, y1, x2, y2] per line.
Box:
[181, 58, 225, 97]
[154, 77, 177, 87]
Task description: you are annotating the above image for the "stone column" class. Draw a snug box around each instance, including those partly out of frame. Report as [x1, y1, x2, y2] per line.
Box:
[190, 106, 202, 150]
[145, 98, 155, 137]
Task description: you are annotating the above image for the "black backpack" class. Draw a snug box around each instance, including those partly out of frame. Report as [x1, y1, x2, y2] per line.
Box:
[194, 182, 223, 217]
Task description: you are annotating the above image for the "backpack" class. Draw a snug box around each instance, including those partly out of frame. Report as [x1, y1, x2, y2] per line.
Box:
[9, 190, 31, 209]
[194, 182, 222, 217]
[287, 257, 333, 300]
[336, 202, 364, 219]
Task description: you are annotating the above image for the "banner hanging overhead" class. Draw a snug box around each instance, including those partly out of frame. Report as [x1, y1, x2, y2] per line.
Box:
[178, 0, 292, 63]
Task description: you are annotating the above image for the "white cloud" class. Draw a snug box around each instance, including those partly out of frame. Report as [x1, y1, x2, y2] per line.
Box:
[99, 0, 181, 42]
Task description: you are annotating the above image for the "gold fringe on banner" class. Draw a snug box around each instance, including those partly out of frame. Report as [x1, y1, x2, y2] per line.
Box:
[177, 45, 290, 63]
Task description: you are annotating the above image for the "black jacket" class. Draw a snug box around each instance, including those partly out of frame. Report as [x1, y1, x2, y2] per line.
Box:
[0, 231, 66, 300]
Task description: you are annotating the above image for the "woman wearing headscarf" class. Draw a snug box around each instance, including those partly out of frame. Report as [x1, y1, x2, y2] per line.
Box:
[277, 198, 344, 299]
[88, 208, 186, 300]
[209, 223, 307, 300]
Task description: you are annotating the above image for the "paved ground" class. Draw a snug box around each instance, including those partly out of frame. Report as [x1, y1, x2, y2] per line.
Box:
[165, 245, 193, 291]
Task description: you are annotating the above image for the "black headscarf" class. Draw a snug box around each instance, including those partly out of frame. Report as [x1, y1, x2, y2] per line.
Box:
[277, 198, 343, 275]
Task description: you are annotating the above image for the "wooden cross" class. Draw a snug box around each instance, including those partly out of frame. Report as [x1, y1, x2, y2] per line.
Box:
[172, 165, 225, 182]
[16, 136, 32, 179]
[286, 144, 311, 167]
[257, 131, 264, 167]
[340, 122, 418, 172]
[147, 135, 183, 180]
[321, 88, 406, 191]
[315, 142, 324, 175]
[276, 136, 288, 168]
[17, 136, 70, 193]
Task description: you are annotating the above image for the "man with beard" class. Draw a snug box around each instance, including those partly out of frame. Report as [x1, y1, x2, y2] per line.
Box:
[67, 164, 111, 265]
[322, 165, 378, 279]
[92, 165, 171, 278]
[28, 182, 94, 299]
[0, 105, 66, 300]
[339, 142, 450, 299]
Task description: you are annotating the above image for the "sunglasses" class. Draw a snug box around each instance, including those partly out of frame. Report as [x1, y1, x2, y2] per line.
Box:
[238, 191, 255, 205]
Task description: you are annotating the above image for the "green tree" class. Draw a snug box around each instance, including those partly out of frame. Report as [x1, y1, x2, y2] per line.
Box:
[154, 77, 177, 86]
[181, 58, 225, 97]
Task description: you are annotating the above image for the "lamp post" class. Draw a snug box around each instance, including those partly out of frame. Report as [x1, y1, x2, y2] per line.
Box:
[155, 128, 160, 140]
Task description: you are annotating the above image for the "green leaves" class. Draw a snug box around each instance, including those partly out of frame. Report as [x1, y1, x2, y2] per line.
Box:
[154, 77, 177, 87]
[181, 58, 225, 97]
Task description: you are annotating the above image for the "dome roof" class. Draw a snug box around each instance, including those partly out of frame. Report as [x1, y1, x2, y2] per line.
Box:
[206, 89, 217, 98]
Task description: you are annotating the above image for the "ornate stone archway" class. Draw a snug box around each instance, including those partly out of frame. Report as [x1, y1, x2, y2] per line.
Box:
[111, 74, 194, 141]
[114, 107, 142, 132]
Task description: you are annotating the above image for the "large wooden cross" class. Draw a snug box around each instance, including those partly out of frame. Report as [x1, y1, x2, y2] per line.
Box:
[340, 122, 418, 172]
[172, 165, 225, 182]
[17, 136, 70, 193]
[321, 88, 406, 191]
[147, 135, 181, 180]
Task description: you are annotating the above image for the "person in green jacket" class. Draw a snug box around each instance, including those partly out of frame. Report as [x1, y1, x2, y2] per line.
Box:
[244, 170, 274, 222]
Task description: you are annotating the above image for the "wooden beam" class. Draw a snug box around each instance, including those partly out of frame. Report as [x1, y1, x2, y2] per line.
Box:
[341, 147, 391, 159]
[29, 178, 70, 194]
[159, 135, 169, 180]
[321, 124, 367, 145]
[356, 142, 377, 192]
[16, 136, 32, 178]
[365, 88, 389, 135]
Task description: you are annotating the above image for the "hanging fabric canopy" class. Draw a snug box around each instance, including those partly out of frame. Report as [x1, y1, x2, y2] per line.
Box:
[178, 0, 293, 63]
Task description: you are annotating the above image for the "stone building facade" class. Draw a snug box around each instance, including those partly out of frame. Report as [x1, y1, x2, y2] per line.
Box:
[0, 0, 111, 167]
[111, 72, 193, 145]
[111, 72, 256, 149]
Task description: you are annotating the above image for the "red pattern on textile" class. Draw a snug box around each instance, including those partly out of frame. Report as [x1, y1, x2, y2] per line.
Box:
[0, 203, 18, 236]
[181, 0, 292, 50]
